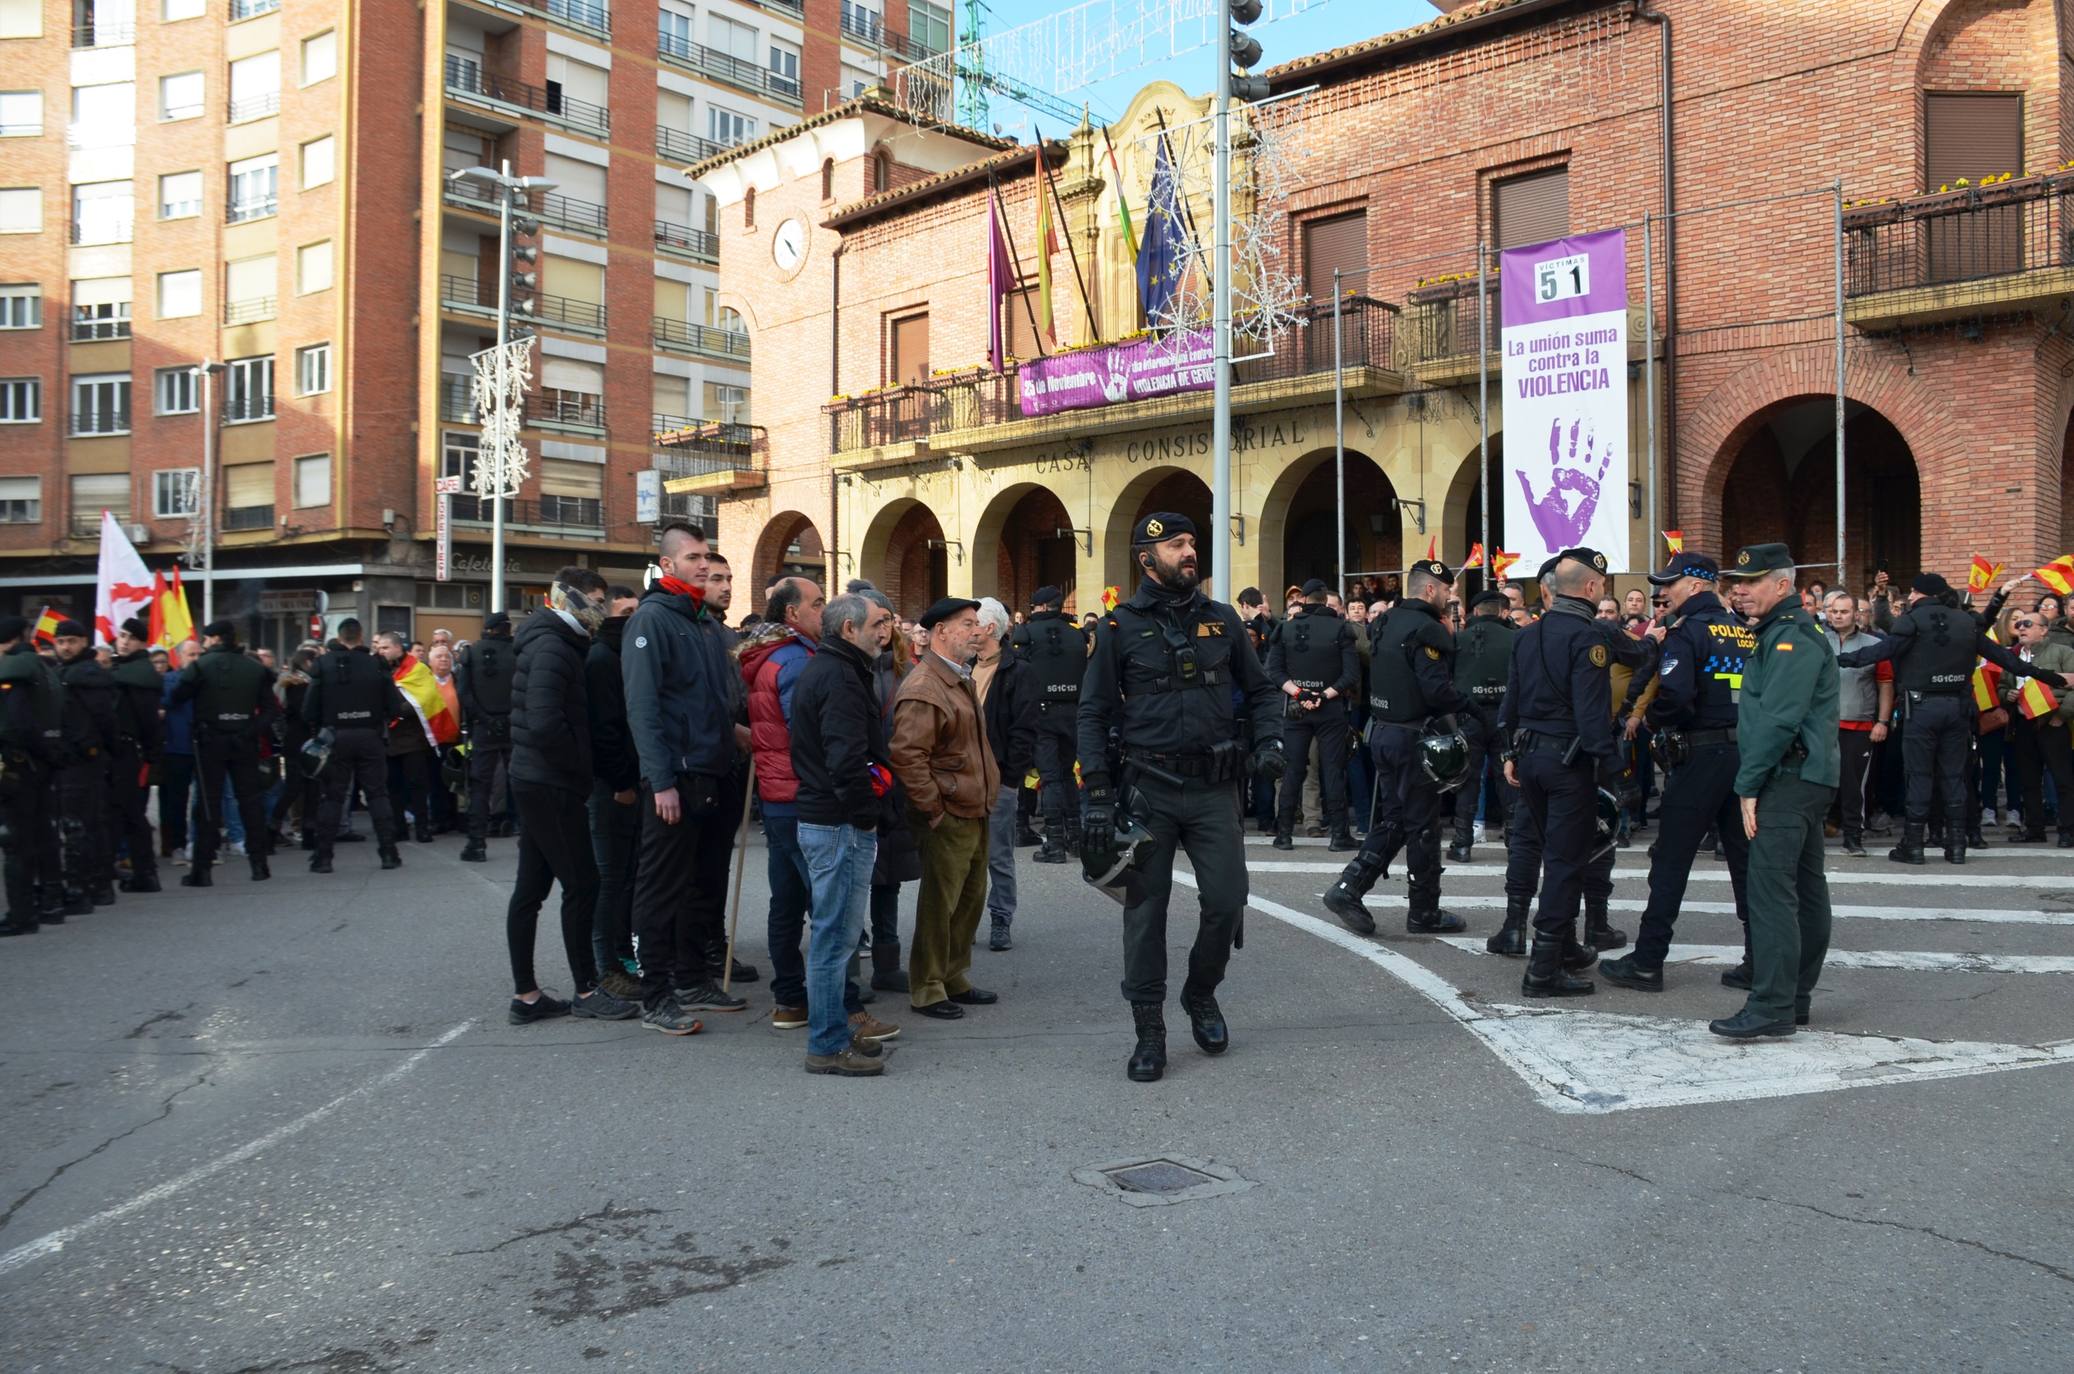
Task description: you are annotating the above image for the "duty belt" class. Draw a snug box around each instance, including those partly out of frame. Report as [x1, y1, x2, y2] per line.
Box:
[1517, 732, 1578, 756]
[1128, 750, 1217, 778]
[1684, 726, 1738, 748]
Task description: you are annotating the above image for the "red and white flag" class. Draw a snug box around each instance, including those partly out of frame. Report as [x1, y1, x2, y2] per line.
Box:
[93, 510, 154, 646]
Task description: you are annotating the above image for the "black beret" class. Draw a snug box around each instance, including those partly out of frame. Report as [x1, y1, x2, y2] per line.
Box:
[483, 611, 512, 633]
[1647, 554, 1720, 587]
[918, 597, 980, 630]
[1723, 543, 1796, 578]
[121, 616, 150, 640]
[1469, 590, 1509, 612]
[1301, 578, 1329, 596]
[1535, 555, 1563, 582]
[0, 615, 25, 642]
[203, 618, 237, 640]
[1557, 547, 1610, 574]
[1030, 585, 1064, 607]
[52, 618, 88, 638]
[1912, 571, 1953, 598]
[1132, 511, 1196, 544]
[1411, 559, 1455, 585]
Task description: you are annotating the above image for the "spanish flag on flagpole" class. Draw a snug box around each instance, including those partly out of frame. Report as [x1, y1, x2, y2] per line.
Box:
[1968, 556, 2004, 594]
[161, 566, 196, 648]
[1972, 661, 2000, 712]
[1463, 543, 1485, 570]
[392, 651, 460, 746]
[2034, 554, 2074, 596]
[2017, 676, 2059, 721]
[1491, 550, 1521, 581]
[1034, 147, 1057, 345]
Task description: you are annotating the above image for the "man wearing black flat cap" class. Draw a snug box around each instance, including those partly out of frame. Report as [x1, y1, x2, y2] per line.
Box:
[1836, 564, 2065, 864]
[1010, 583, 1087, 864]
[1323, 558, 1467, 937]
[1265, 577, 1358, 852]
[1446, 590, 1517, 865]
[110, 617, 166, 893]
[172, 618, 276, 884]
[1078, 510, 1284, 1082]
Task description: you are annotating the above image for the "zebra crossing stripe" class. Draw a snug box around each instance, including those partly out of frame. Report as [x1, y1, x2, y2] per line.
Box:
[1435, 938, 2074, 975]
[1368, 894, 2074, 927]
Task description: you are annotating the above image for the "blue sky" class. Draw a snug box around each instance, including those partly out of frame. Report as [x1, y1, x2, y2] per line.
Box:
[960, 0, 1440, 133]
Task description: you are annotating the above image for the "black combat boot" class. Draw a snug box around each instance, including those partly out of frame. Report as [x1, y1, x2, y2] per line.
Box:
[1560, 926, 1598, 971]
[1033, 831, 1070, 864]
[1405, 887, 1467, 935]
[1584, 895, 1626, 952]
[1966, 822, 1990, 850]
[90, 883, 117, 906]
[249, 854, 270, 882]
[1887, 824, 1926, 865]
[1014, 818, 1041, 848]
[1485, 897, 1530, 957]
[1446, 838, 1473, 864]
[1064, 820, 1084, 858]
[1522, 935, 1594, 997]
[179, 866, 212, 888]
[413, 819, 434, 844]
[1271, 828, 1295, 851]
[459, 839, 487, 863]
[1180, 986, 1229, 1055]
[1597, 953, 1665, 992]
[1841, 829, 1867, 857]
[0, 909, 37, 936]
[1945, 820, 1967, 865]
[309, 850, 334, 874]
[378, 846, 403, 870]
[870, 940, 910, 993]
[1322, 854, 1384, 935]
[1127, 1003, 1167, 1082]
[120, 874, 162, 893]
[1328, 823, 1357, 853]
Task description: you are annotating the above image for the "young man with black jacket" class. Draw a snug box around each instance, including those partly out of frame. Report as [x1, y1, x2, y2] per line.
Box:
[623, 522, 744, 1032]
[585, 586, 646, 1001]
[505, 567, 638, 1026]
[789, 590, 899, 1075]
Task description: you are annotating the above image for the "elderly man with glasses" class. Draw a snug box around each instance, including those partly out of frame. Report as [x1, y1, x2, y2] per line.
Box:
[2000, 611, 2074, 846]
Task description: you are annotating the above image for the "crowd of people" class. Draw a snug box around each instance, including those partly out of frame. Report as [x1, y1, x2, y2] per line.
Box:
[7, 517, 2072, 1075]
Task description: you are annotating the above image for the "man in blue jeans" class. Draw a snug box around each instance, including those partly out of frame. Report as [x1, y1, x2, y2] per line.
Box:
[788, 590, 899, 1076]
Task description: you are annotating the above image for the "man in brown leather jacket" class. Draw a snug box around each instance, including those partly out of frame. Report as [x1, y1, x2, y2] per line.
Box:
[890, 598, 1001, 1019]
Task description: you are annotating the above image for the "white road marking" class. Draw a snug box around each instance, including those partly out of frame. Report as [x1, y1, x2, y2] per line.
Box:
[0, 1020, 475, 1277]
[1436, 937, 2074, 975]
[1175, 875, 2074, 1114]
[1240, 836, 2074, 858]
[1361, 894, 2074, 927]
[1239, 860, 2074, 890]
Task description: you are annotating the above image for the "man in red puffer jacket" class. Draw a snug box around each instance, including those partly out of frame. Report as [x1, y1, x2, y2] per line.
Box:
[740, 578, 852, 1029]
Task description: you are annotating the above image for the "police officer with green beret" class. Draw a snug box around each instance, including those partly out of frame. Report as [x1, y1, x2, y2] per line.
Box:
[171, 619, 276, 885]
[1711, 543, 1840, 1038]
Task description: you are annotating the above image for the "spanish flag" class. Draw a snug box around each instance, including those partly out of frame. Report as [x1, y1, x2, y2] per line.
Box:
[2034, 555, 2074, 596]
[1972, 662, 2000, 712]
[392, 652, 460, 746]
[1101, 585, 1121, 612]
[1969, 556, 2004, 594]
[164, 567, 196, 647]
[1663, 530, 1684, 554]
[1463, 543, 1486, 570]
[2017, 676, 2059, 721]
[32, 605, 61, 645]
[1492, 550, 1521, 581]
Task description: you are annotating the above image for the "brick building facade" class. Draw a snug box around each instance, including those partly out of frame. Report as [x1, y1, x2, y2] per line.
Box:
[700, 0, 2074, 618]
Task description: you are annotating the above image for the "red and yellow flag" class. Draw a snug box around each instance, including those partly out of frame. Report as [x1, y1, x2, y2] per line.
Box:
[1101, 585, 1121, 612]
[2018, 676, 2059, 721]
[392, 652, 460, 746]
[161, 568, 195, 649]
[1462, 543, 1486, 570]
[1491, 550, 1521, 581]
[1972, 663, 1999, 712]
[1034, 148, 1057, 345]
[1663, 530, 1684, 554]
[32, 605, 61, 644]
[2034, 555, 2074, 596]
[1968, 556, 2004, 594]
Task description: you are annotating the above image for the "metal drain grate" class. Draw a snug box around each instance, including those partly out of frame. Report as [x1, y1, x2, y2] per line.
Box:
[1073, 1155, 1255, 1208]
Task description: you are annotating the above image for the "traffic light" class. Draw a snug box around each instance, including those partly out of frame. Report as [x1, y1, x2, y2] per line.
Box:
[1229, 0, 1268, 102]
[510, 208, 539, 317]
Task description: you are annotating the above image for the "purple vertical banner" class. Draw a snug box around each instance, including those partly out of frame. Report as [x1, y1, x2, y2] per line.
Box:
[1499, 228, 1630, 572]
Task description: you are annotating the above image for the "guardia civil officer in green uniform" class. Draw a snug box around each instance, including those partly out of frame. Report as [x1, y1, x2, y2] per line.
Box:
[1711, 543, 1840, 1038]
[171, 619, 277, 885]
[1078, 512, 1286, 1083]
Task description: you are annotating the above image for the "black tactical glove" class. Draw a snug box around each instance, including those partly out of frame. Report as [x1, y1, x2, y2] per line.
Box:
[1082, 775, 1118, 868]
[2038, 670, 2070, 691]
[1596, 752, 1639, 812]
[1250, 738, 1286, 782]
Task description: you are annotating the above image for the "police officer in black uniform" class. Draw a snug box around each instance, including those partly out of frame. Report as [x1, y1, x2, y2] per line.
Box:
[1237, 587, 1278, 832]
[1497, 548, 1629, 996]
[1599, 554, 1759, 993]
[1323, 559, 1467, 935]
[302, 617, 410, 873]
[51, 620, 118, 910]
[1079, 512, 1285, 1083]
[171, 619, 275, 885]
[1265, 578, 1359, 852]
[457, 610, 516, 861]
[1447, 589, 1516, 863]
[0, 615, 64, 935]
[1012, 585, 1088, 864]
[1838, 572, 2062, 864]
[110, 616, 165, 893]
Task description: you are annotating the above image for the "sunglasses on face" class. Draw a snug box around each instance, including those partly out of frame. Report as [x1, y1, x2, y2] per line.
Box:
[2014, 620, 2037, 629]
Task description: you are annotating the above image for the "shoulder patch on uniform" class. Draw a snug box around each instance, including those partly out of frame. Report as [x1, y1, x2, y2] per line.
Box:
[1776, 640, 1794, 651]
[634, 635, 648, 648]
[1423, 645, 1441, 660]
[1588, 643, 1610, 668]
[1659, 656, 1680, 676]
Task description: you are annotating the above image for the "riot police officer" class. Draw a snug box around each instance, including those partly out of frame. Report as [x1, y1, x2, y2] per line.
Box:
[1012, 585, 1087, 864]
[171, 620, 275, 885]
[1078, 512, 1285, 1083]
[52, 620, 118, 910]
[109, 617, 165, 893]
[1497, 548, 1626, 996]
[1265, 578, 1359, 852]
[457, 610, 515, 861]
[1600, 554, 1758, 993]
[0, 615, 63, 935]
[1447, 590, 1516, 863]
[1323, 559, 1466, 935]
[1837, 572, 2063, 864]
[302, 616, 410, 872]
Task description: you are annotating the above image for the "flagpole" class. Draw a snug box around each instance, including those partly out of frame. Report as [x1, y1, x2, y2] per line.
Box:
[1032, 127, 1098, 345]
[1211, 44, 1234, 590]
[989, 174, 1050, 360]
[198, 356, 218, 624]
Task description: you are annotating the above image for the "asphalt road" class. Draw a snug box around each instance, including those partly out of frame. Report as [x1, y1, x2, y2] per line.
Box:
[2, 817, 2070, 1372]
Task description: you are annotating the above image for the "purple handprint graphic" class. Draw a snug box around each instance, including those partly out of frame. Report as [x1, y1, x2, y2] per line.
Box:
[1516, 417, 1611, 550]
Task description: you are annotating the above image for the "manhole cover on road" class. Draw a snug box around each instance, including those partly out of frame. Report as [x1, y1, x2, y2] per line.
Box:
[1073, 1155, 1256, 1208]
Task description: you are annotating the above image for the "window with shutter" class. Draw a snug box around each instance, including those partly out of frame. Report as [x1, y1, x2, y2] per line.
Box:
[1924, 93, 2023, 282]
[890, 312, 929, 386]
[224, 462, 272, 508]
[1493, 167, 1570, 250]
[1301, 211, 1367, 302]
[539, 457, 602, 498]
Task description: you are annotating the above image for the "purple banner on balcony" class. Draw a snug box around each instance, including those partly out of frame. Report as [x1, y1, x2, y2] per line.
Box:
[1015, 330, 1215, 417]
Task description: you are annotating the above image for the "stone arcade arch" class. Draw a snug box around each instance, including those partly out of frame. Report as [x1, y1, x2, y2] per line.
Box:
[972, 482, 1079, 613]
[1256, 448, 1399, 598]
[1102, 466, 1213, 592]
[858, 498, 949, 618]
[750, 511, 825, 598]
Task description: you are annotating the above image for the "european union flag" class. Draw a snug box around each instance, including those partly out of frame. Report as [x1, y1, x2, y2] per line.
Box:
[1137, 134, 1187, 324]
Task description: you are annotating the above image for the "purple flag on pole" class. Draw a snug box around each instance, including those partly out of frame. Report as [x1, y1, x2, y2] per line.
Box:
[987, 196, 1013, 373]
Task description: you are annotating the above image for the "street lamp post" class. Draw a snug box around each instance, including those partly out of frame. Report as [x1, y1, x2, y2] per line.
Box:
[195, 358, 225, 624]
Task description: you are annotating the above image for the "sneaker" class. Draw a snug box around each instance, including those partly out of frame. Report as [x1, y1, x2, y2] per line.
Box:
[173, 846, 190, 867]
[641, 1001, 704, 1036]
[1472, 822, 1486, 844]
[597, 969, 647, 1001]
[848, 1009, 901, 1042]
[989, 918, 1013, 951]
[771, 1004, 809, 1029]
[804, 1047, 884, 1076]
[675, 980, 748, 1013]
[508, 991, 572, 1025]
[225, 840, 246, 858]
[572, 988, 639, 1020]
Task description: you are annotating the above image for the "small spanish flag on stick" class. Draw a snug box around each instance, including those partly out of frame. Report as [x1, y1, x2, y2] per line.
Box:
[1462, 543, 1486, 570]
[1100, 585, 1121, 612]
[32, 605, 61, 644]
[2034, 555, 2074, 596]
[2017, 676, 2059, 721]
[1491, 550, 1521, 581]
[1663, 530, 1683, 554]
[1972, 662, 2000, 712]
[1425, 535, 1438, 561]
[1968, 556, 2004, 594]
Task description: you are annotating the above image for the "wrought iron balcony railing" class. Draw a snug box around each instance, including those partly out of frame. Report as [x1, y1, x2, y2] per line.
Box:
[1844, 173, 2074, 298]
[227, 194, 277, 224]
[653, 218, 718, 259]
[229, 0, 278, 19]
[652, 316, 751, 360]
[222, 503, 273, 531]
[223, 296, 276, 325]
[536, 190, 606, 235]
[442, 57, 610, 137]
[657, 126, 724, 165]
[72, 21, 135, 46]
[439, 274, 608, 334]
[451, 495, 603, 529]
[222, 393, 275, 423]
[227, 92, 280, 122]
[70, 312, 130, 341]
[658, 33, 804, 105]
[525, 389, 605, 429]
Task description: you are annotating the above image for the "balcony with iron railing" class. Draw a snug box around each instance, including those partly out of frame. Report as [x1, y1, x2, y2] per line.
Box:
[654, 218, 718, 260]
[657, 126, 724, 166]
[439, 377, 476, 423]
[442, 56, 610, 137]
[223, 296, 276, 325]
[837, 3, 934, 61]
[658, 33, 804, 106]
[451, 495, 604, 531]
[653, 420, 768, 495]
[70, 311, 130, 342]
[71, 20, 135, 46]
[525, 389, 606, 430]
[227, 92, 280, 123]
[222, 504, 273, 532]
[227, 193, 277, 224]
[439, 274, 607, 335]
[824, 296, 1402, 458]
[1844, 173, 2074, 329]
[68, 219, 132, 245]
[1399, 279, 1501, 384]
[536, 190, 606, 235]
[469, 0, 611, 36]
[652, 316, 751, 361]
[222, 393, 275, 423]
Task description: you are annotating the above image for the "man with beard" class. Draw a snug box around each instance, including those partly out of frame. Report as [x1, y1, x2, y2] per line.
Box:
[1077, 513, 1285, 1083]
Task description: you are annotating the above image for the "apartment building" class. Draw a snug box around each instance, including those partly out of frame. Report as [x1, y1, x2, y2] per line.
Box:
[0, 0, 949, 643]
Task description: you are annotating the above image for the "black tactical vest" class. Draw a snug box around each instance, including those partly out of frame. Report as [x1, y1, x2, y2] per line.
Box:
[1452, 617, 1515, 704]
[1900, 603, 1979, 694]
[1279, 609, 1344, 692]
[1021, 613, 1087, 703]
[0, 646, 62, 756]
[464, 636, 515, 716]
[317, 648, 391, 729]
[192, 647, 268, 734]
[1368, 606, 1437, 723]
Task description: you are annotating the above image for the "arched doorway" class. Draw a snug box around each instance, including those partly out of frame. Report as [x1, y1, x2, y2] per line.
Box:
[1447, 435, 1508, 571]
[1712, 398, 1920, 589]
[859, 498, 948, 619]
[973, 482, 1078, 612]
[1258, 449, 1397, 598]
[1104, 466, 1213, 592]
[751, 511, 825, 600]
